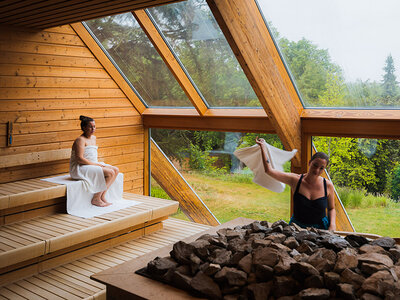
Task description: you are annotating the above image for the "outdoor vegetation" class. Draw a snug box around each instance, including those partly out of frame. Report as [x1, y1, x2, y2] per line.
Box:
[86, 0, 400, 236]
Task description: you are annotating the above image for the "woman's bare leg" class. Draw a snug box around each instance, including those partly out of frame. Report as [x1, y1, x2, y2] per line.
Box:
[91, 191, 109, 207]
[99, 166, 119, 205]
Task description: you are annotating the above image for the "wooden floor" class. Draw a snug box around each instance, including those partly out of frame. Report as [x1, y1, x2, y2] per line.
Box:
[0, 218, 211, 300]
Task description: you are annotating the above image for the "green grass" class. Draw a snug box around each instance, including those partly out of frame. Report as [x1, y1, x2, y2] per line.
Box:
[153, 171, 400, 237]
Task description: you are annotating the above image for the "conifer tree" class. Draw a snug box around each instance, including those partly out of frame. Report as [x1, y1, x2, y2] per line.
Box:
[381, 54, 399, 104]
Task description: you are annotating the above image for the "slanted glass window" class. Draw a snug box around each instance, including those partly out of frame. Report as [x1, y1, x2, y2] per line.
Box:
[151, 129, 290, 222]
[258, 0, 400, 108]
[314, 136, 400, 236]
[148, 0, 260, 107]
[85, 13, 192, 107]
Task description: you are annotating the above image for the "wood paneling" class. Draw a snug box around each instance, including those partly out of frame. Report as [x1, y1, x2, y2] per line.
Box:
[302, 109, 400, 139]
[133, 10, 208, 116]
[207, 0, 303, 166]
[0, 25, 144, 192]
[0, 0, 184, 29]
[151, 139, 219, 226]
[143, 108, 275, 133]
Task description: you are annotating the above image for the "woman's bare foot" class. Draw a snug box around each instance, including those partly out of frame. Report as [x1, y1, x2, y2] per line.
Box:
[91, 198, 108, 207]
[100, 198, 112, 206]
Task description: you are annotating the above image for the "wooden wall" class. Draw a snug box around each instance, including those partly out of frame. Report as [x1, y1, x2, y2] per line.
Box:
[0, 24, 145, 194]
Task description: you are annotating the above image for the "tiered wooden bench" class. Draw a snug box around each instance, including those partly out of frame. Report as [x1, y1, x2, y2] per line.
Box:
[0, 218, 211, 300]
[0, 149, 179, 290]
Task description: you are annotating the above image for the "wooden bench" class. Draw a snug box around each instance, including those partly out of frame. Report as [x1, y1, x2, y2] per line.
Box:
[0, 149, 179, 280]
[0, 218, 212, 299]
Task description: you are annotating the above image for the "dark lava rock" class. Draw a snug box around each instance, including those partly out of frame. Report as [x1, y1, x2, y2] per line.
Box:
[297, 287, 330, 300]
[147, 256, 178, 276]
[190, 271, 222, 299]
[170, 241, 196, 264]
[371, 237, 396, 250]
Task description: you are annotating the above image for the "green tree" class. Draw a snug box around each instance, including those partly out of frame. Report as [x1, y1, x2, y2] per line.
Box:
[381, 54, 399, 105]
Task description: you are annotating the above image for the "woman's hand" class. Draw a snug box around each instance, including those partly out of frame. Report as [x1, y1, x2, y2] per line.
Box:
[256, 137, 265, 146]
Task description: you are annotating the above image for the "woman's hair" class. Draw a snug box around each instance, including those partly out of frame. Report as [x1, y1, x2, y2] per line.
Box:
[311, 152, 329, 165]
[79, 115, 94, 131]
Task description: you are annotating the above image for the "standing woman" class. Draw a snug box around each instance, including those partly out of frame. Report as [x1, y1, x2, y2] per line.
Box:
[256, 137, 336, 230]
[70, 116, 119, 207]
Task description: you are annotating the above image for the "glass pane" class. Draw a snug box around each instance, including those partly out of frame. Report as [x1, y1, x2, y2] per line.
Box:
[148, 0, 260, 107]
[151, 129, 290, 223]
[85, 13, 192, 107]
[258, 0, 400, 108]
[314, 136, 400, 236]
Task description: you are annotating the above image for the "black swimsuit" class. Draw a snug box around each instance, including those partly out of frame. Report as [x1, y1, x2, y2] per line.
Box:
[290, 174, 329, 229]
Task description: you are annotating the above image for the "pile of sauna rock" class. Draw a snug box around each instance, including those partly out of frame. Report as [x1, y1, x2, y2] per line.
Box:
[142, 220, 400, 299]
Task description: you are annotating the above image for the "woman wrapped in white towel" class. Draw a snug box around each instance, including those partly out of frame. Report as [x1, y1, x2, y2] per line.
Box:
[70, 115, 119, 207]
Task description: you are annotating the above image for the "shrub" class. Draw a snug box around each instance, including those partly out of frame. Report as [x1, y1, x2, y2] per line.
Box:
[337, 186, 394, 208]
[390, 164, 400, 202]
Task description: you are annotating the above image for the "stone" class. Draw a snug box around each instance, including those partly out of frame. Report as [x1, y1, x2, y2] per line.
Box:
[308, 248, 337, 273]
[297, 287, 330, 300]
[247, 282, 272, 300]
[319, 235, 351, 251]
[345, 234, 369, 247]
[296, 242, 314, 255]
[223, 267, 247, 286]
[252, 239, 271, 249]
[291, 262, 319, 277]
[170, 241, 196, 265]
[335, 248, 358, 273]
[275, 254, 297, 275]
[225, 229, 245, 241]
[209, 236, 228, 248]
[200, 263, 221, 276]
[361, 270, 395, 296]
[389, 248, 400, 263]
[341, 268, 365, 289]
[147, 256, 178, 277]
[272, 219, 289, 228]
[304, 275, 324, 288]
[324, 271, 341, 289]
[358, 252, 394, 268]
[371, 237, 396, 250]
[254, 264, 274, 282]
[359, 244, 387, 255]
[238, 253, 252, 274]
[295, 231, 318, 243]
[190, 239, 210, 260]
[265, 233, 287, 244]
[284, 236, 300, 249]
[250, 221, 269, 233]
[190, 271, 222, 299]
[171, 271, 192, 291]
[252, 247, 280, 267]
[361, 262, 388, 276]
[360, 293, 382, 300]
[337, 283, 356, 300]
[211, 249, 232, 266]
[273, 275, 299, 297]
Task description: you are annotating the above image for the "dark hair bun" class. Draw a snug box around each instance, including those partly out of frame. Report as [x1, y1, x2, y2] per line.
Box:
[79, 115, 94, 131]
[80, 115, 88, 121]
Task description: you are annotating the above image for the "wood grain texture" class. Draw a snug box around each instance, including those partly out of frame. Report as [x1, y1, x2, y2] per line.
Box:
[207, 0, 303, 166]
[151, 139, 219, 226]
[0, 25, 145, 191]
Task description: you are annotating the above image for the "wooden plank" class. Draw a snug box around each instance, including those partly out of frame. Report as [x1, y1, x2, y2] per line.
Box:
[0, 76, 118, 89]
[143, 108, 274, 133]
[0, 52, 102, 68]
[4, 283, 46, 300]
[0, 30, 85, 46]
[0, 149, 70, 168]
[39, 271, 93, 296]
[25, 276, 82, 300]
[0, 41, 93, 57]
[0, 287, 26, 300]
[207, 0, 302, 166]
[151, 139, 219, 226]
[0, 64, 108, 78]
[71, 22, 146, 114]
[32, 273, 89, 298]
[302, 109, 400, 139]
[15, 280, 65, 300]
[134, 10, 207, 115]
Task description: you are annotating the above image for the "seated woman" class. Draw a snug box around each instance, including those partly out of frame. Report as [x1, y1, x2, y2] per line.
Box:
[256, 137, 336, 230]
[70, 115, 119, 207]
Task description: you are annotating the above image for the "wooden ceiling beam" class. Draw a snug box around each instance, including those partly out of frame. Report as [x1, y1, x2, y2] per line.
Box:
[207, 0, 303, 166]
[143, 108, 274, 133]
[302, 109, 400, 139]
[133, 10, 208, 116]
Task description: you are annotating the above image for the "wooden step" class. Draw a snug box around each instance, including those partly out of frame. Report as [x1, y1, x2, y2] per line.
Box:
[0, 218, 212, 299]
[0, 193, 178, 274]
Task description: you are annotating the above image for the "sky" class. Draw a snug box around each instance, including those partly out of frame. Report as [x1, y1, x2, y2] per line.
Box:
[257, 0, 400, 82]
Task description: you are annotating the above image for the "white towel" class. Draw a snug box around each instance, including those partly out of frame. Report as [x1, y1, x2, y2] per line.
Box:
[42, 173, 141, 218]
[234, 142, 297, 193]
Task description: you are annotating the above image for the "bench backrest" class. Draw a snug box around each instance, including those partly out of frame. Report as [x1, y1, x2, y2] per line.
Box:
[0, 149, 71, 169]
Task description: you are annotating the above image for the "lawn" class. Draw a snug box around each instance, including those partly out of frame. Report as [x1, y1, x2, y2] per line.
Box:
[156, 171, 400, 238]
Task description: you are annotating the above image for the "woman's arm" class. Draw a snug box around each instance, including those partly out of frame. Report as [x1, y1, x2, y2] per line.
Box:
[256, 138, 299, 189]
[326, 181, 336, 231]
[73, 137, 103, 167]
